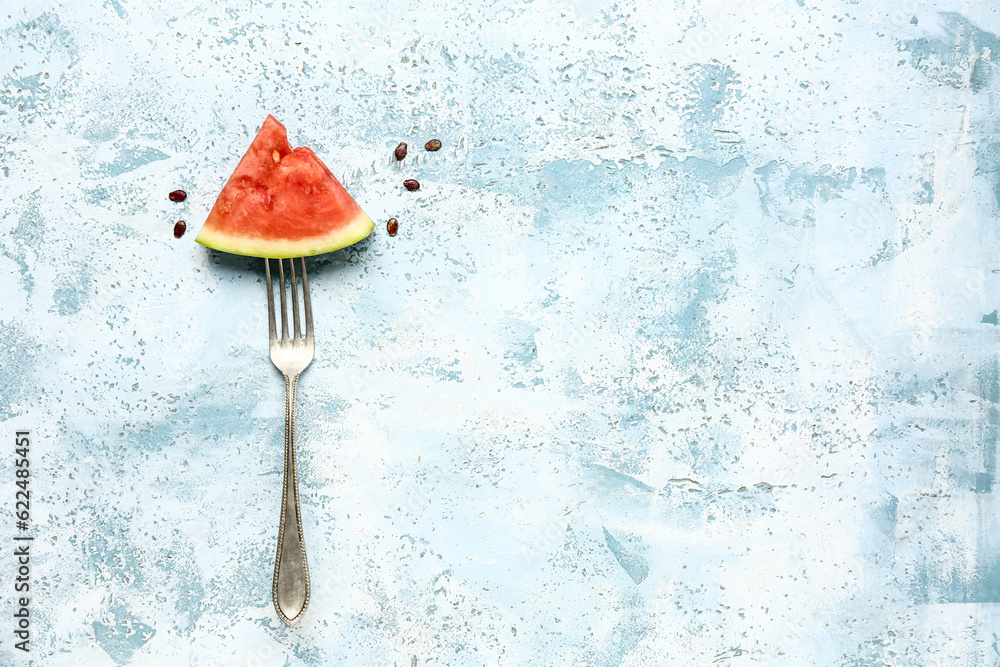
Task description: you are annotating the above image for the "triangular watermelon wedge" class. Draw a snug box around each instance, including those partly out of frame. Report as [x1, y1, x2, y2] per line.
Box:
[195, 115, 374, 258]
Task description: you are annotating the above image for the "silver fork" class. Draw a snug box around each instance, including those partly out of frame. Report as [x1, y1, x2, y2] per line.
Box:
[264, 257, 313, 626]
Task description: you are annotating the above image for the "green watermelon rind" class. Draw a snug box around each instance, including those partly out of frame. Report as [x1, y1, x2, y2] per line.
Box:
[195, 210, 375, 259]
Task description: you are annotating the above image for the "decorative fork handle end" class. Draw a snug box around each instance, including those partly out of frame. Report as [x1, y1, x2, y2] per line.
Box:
[273, 372, 310, 626]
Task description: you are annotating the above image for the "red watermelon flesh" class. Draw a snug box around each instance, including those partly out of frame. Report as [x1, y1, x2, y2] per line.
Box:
[195, 115, 374, 258]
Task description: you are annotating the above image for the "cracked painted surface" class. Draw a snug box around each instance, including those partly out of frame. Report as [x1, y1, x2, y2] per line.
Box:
[2, 0, 1000, 664]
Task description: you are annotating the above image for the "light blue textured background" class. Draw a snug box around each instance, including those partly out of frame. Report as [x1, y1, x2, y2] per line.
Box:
[3, 0, 1000, 664]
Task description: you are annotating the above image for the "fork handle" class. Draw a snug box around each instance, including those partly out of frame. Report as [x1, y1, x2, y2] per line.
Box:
[273, 372, 310, 626]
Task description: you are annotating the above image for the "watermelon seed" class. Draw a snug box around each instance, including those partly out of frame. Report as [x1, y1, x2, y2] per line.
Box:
[168, 189, 187, 202]
[394, 142, 408, 161]
[272, 150, 281, 163]
[403, 179, 420, 191]
[425, 139, 442, 151]
[173, 220, 187, 238]
[387, 218, 399, 237]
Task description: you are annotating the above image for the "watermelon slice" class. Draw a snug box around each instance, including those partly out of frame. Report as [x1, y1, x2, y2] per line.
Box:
[195, 115, 374, 258]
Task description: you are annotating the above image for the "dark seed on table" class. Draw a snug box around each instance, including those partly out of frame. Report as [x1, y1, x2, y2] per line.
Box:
[387, 218, 399, 237]
[394, 142, 407, 161]
[173, 220, 187, 238]
[168, 189, 187, 202]
[424, 139, 442, 151]
[403, 179, 420, 191]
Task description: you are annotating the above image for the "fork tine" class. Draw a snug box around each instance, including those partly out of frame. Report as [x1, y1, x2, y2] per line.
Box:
[289, 257, 301, 341]
[300, 258, 313, 342]
[278, 259, 289, 341]
[264, 259, 277, 342]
